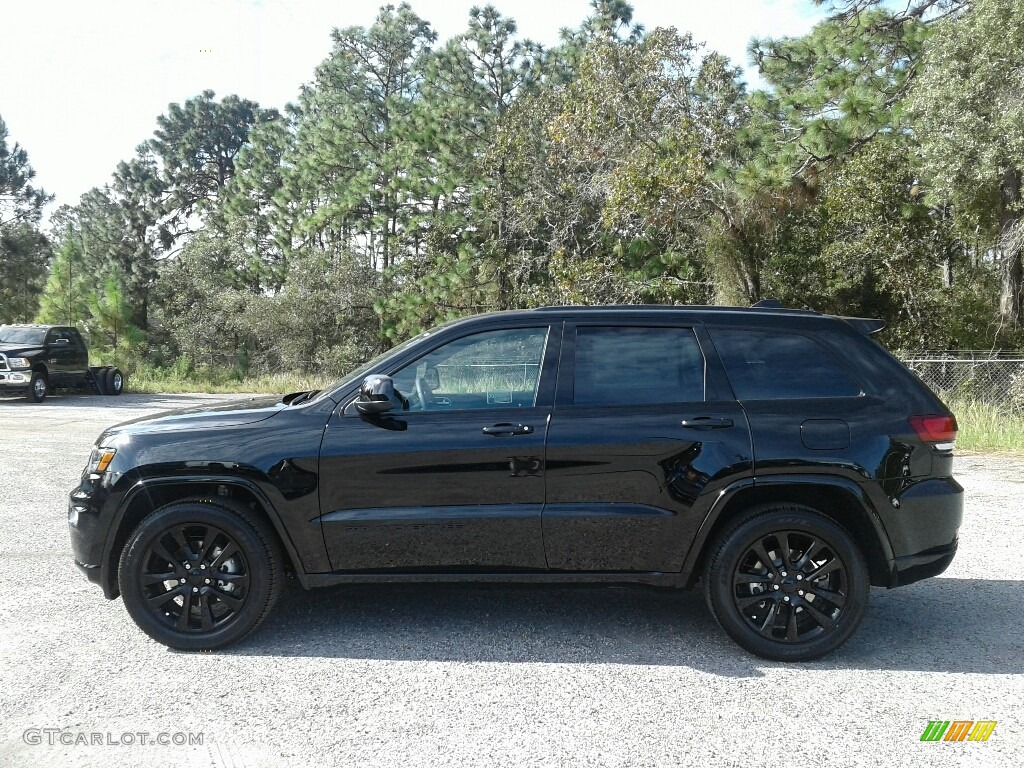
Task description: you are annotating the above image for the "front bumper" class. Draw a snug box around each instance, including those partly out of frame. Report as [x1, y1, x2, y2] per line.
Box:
[0, 371, 31, 390]
[68, 474, 119, 598]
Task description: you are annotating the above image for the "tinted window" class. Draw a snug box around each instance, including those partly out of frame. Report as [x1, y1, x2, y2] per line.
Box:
[573, 326, 705, 405]
[711, 329, 861, 399]
[392, 327, 549, 411]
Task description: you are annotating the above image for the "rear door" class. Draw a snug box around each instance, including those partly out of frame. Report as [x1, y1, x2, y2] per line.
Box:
[542, 321, 754, 573]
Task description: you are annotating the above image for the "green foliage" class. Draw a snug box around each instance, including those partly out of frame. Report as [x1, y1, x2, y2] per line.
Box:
[908, 0, 1024, 324]
[25, 0, 1024, 393]
[35, 233, 91, 326]
[1, 115, 51, 320]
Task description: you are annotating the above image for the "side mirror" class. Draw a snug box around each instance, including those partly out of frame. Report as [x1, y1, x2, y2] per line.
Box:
[355, 375, 408, 416]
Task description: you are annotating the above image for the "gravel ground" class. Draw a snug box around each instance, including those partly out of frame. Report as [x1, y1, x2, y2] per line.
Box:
[0, 392, 1022, 768]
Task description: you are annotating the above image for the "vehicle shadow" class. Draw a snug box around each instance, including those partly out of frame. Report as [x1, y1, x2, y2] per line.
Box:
[223, 577, 1024, 677]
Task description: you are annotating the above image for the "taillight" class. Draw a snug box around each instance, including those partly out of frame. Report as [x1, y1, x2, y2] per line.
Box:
[909, 414, 958, 452]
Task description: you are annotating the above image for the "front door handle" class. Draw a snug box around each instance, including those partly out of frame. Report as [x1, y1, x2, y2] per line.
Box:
[680, 417, 734, 430]
[482, 423, 534, 436]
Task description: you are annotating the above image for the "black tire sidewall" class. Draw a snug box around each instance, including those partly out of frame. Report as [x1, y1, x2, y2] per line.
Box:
[705, 507, 869, 662]
[119, 503, 276, 650]
[28, 372, 47, 402]
[107, 367, 124, 395]
[93, 367, 108, 395]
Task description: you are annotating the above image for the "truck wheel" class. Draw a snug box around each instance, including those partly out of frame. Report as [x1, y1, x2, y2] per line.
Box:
[90, 367, 108, 395]
[27, 372, 48, 403]
[105, 367, 124, 396]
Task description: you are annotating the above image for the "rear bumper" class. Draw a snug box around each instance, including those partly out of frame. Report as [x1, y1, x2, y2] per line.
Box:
[891, 541, 957, 587]
[884, 475, 963, 587]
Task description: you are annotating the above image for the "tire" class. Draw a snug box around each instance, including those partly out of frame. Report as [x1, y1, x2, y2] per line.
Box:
[27, 371, 48, 403]
[91, 367, 107, 395]
[118, 499, 284, 651]
[703, 503, 869, 662]
[105, 367, 124, 395]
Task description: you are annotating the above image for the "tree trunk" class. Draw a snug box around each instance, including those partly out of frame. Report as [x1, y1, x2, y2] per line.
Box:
[998, 169, 1023, 326]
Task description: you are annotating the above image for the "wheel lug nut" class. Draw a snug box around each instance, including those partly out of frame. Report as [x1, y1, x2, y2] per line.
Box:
[773, 584, 780, 590]
[200, 564, 206, 570]
[781, 571, 787, 577]
[192, 587, 199, 593]
[184, 563, 191, 570]
[204, 579, 210, 584]
[798, 590, 804, 596]
[797, 575, 803, 581]
[784, 596, 790, 602]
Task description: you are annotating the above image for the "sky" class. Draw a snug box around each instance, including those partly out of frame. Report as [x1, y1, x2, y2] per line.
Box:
[0, 0, 827, 219]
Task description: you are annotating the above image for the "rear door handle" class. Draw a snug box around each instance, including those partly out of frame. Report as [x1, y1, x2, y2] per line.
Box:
[680, 417, 734, 430]
[482, 423, 534, 436]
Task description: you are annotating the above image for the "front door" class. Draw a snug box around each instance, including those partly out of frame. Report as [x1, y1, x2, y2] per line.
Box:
[318, 324, 559, 572]
[543, 323, 754, 573]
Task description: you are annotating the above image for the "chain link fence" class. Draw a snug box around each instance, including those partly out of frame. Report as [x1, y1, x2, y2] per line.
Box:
[899, 352, 1024, 413]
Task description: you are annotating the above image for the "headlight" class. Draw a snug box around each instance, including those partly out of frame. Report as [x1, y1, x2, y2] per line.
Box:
[88, 447, 117, 474]
[7, 357, 30, 368]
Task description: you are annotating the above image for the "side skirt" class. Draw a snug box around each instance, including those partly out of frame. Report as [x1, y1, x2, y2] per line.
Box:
[301, 571, 685, 589]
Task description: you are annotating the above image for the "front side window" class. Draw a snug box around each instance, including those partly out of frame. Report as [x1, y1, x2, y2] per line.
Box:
[572, 326, 705, 406]
[391, 327, 549, 411]
[711, 328, 862, 399]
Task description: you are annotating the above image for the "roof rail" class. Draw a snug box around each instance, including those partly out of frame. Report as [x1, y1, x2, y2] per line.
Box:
[529, 304, 822, 316]
[751, 299, 783, 308]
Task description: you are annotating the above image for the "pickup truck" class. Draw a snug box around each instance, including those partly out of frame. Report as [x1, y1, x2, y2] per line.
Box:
[0, 324, 124, 402]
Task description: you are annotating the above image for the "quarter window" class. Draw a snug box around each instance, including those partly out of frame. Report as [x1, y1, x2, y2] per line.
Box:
[711, 329, 862, 399]
[572, 326, 705, 405]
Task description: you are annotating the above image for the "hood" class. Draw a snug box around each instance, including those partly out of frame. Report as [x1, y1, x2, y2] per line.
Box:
[0, 342, 43, 355]
[100, 395, 288, 440]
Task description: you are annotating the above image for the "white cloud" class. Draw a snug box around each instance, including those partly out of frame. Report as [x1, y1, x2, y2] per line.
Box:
[0, 0, 826, 216]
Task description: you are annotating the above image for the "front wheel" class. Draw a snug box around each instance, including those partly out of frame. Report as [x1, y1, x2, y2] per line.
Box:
[27, 372, 48, 403]
[118, 499, 284, 650]
[703, 504, 869, 661]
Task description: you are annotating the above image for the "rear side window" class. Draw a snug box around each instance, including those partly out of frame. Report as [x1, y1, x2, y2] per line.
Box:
[711, 329, 861, 399]
[573, 326, 705, 405]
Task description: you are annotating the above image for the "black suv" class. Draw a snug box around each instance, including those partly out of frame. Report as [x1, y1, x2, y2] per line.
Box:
[68, 305, 962, 660]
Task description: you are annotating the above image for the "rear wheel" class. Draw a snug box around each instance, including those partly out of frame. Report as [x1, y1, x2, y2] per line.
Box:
[703, 504, 869, 661]
[118, 499, 283, 650]
[27, 371, 48, 403]
[105, 367, 124, 395]
[91, 367, 108, 395]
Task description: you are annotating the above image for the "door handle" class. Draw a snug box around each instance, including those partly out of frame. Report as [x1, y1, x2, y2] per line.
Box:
[482, 423, 534, 436]
[680, 417, 734, 430]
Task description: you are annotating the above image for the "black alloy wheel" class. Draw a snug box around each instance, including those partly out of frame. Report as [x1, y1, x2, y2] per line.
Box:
[704, 504, 869, 661]
[119, 499, 283, 650]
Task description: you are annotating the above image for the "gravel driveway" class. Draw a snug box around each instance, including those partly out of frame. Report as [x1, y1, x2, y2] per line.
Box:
[1, 392, 1022, 767]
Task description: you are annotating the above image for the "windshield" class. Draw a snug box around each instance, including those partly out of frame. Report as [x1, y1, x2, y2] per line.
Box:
[0, 327, 46, 345]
